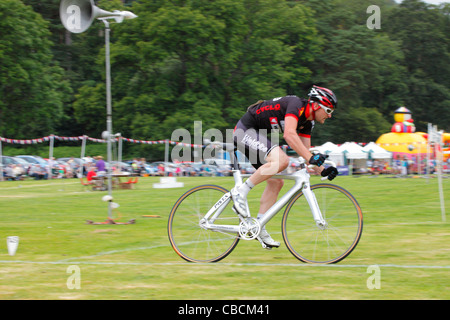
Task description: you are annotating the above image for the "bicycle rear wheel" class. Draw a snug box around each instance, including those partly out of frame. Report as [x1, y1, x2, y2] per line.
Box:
[282, 183, 363, 264]
[168, 185, 240, 263]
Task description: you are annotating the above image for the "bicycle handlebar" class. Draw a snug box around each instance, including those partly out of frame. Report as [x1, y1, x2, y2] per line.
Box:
[306, 160, 337, 181]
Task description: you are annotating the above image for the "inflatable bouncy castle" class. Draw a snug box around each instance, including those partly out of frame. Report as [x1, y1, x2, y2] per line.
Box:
[391, 106, 416, 133]
[377, 107, 450, 165]
[376, 107, 427, 157]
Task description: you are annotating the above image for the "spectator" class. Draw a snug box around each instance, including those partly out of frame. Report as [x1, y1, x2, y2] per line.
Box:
[12, 164, 25, 180]
[29, 164, 48, 180]
[48, 157, 56, 177]
[157, 164, 165, 176]
[65, 165, 74, 179]
[394, 155, 402, 175]
[401, 156, 408, 176]
[86, 166, 97, 182]
[131, 160, 139, 174]
[139, 158, 146, 172]
[95, 156, 106, 176]
[184, 164, 193, 176]
[4, 165, 15, 180]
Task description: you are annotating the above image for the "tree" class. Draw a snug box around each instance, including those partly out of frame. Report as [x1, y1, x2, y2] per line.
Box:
[99, 0, 320, 144]
[384, 0, 450, 132]
[0, 0, 71, 139]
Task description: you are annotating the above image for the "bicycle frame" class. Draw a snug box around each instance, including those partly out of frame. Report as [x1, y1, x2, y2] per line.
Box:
[200, 159, 329, 239]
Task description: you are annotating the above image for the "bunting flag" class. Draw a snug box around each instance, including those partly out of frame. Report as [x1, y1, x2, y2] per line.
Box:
[0, 135, 204, 148]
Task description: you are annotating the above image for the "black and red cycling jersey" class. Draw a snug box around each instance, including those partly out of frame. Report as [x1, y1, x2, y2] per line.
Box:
[239, 95, 314, 138]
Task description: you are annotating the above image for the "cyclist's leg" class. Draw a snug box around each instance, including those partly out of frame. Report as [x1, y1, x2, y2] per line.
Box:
[258, 178, 284, 215]
[233, 128, 288, 247]
[232, 123, 288, 219]
[233, 122, 289, 195]
[248, 146, 289, 186]
[252, 151, 287, 248]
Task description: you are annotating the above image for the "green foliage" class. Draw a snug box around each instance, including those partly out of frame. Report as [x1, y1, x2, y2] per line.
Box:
[0, 0, 71, 139]
[0, 0, 449, 158]
[73, 83, 106, 137]
[107, 0, 321, 141]
[383, 0, 450, 132]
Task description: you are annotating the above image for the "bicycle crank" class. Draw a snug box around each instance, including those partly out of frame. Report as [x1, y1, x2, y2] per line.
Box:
[238, 218, 261, 240]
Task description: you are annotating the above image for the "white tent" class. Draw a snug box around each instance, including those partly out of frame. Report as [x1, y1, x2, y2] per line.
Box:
[312, 142, 341, 166]
[313, 142, 339, 154]
[362, 142, 392, 159]
[329, 142, 368, 167]
[343, 142, 368, 159]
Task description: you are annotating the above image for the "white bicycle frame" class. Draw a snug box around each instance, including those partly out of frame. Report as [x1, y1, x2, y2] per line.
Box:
[199, 156, 335, 246]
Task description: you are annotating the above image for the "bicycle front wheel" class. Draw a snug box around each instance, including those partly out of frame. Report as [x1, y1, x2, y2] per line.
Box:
[168, 185, 240, 263]
[282, 183, 363, 264]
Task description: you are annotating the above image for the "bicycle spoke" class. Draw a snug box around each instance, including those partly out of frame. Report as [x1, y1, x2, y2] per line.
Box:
[168, 185, 240, 262]
[282, 184, 362, 264]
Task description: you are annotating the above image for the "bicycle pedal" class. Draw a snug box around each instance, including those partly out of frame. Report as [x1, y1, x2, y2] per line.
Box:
[256, 237, 272, 250]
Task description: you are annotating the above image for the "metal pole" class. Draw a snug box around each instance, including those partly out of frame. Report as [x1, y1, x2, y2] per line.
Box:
[80, 135, 86, 178]
[0, 139, 3, 182]
[49, 135, 54, 179]
[436, 134, 446, 223]
[165, 139, 169, 176]
[103, 19, 113, 219]
[118, 133, 122, 167]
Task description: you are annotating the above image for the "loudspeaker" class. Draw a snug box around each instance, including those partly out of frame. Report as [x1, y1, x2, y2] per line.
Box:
[60, 0, 135, 33]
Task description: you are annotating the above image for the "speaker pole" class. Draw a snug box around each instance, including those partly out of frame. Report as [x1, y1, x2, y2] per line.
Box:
[59, 0, 137, 221]
[98, 12, 136, 220]
[104, 19, 113, 219]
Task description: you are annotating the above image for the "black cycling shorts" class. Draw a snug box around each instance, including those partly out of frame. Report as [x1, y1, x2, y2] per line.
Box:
[233, 120, 279, 169]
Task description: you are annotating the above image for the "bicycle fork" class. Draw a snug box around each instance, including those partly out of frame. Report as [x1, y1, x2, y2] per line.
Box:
[302, 183, 328, 229]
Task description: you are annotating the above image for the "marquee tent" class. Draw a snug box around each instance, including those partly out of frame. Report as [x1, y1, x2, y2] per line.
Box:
[328, 142, 368, 166]
[362, 142, 392, 160]
[313, 142, 339, 155]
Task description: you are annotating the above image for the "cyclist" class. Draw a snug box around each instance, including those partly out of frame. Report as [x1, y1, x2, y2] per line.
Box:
[232, 85, 339, 248]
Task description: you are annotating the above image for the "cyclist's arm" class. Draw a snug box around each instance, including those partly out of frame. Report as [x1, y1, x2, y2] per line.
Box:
[283, 116, 312, 161]
[283, 116, 323, 173]
[299, 135, 324, 175]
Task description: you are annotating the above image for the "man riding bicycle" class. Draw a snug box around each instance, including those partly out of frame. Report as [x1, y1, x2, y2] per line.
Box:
[232, 85, 339, 248]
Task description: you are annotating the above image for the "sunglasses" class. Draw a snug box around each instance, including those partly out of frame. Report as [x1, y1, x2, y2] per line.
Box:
[318, 103, 334, 114]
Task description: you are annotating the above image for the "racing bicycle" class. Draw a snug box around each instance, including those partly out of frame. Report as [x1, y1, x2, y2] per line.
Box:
[168, 142, 363, 264]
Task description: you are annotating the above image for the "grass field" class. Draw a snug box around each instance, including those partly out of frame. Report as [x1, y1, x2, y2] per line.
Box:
[0, 174, 448, 300]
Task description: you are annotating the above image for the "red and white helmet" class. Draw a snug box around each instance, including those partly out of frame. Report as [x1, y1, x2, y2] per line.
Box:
[308, 85, 338, 109]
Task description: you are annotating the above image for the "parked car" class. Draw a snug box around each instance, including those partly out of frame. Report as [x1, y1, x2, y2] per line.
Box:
[1, 156, 28, 177]
[215, 164, 232, 176]
[12, 156, 32, 172]
[57, 157, 86, 176]
[57, 157, 85, 168]
[150, 161, 178, 175]
[16, 155, 49, 167]
[142, 162, 159, 175]
[1, 156, 25, 166]
[109, 161, 133, 173]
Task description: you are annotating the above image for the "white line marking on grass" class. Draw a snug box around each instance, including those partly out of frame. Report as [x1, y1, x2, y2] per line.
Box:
[0, 260, 449, 269]
[0, 181, 78, 190]
[56, 244, 169, 262]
